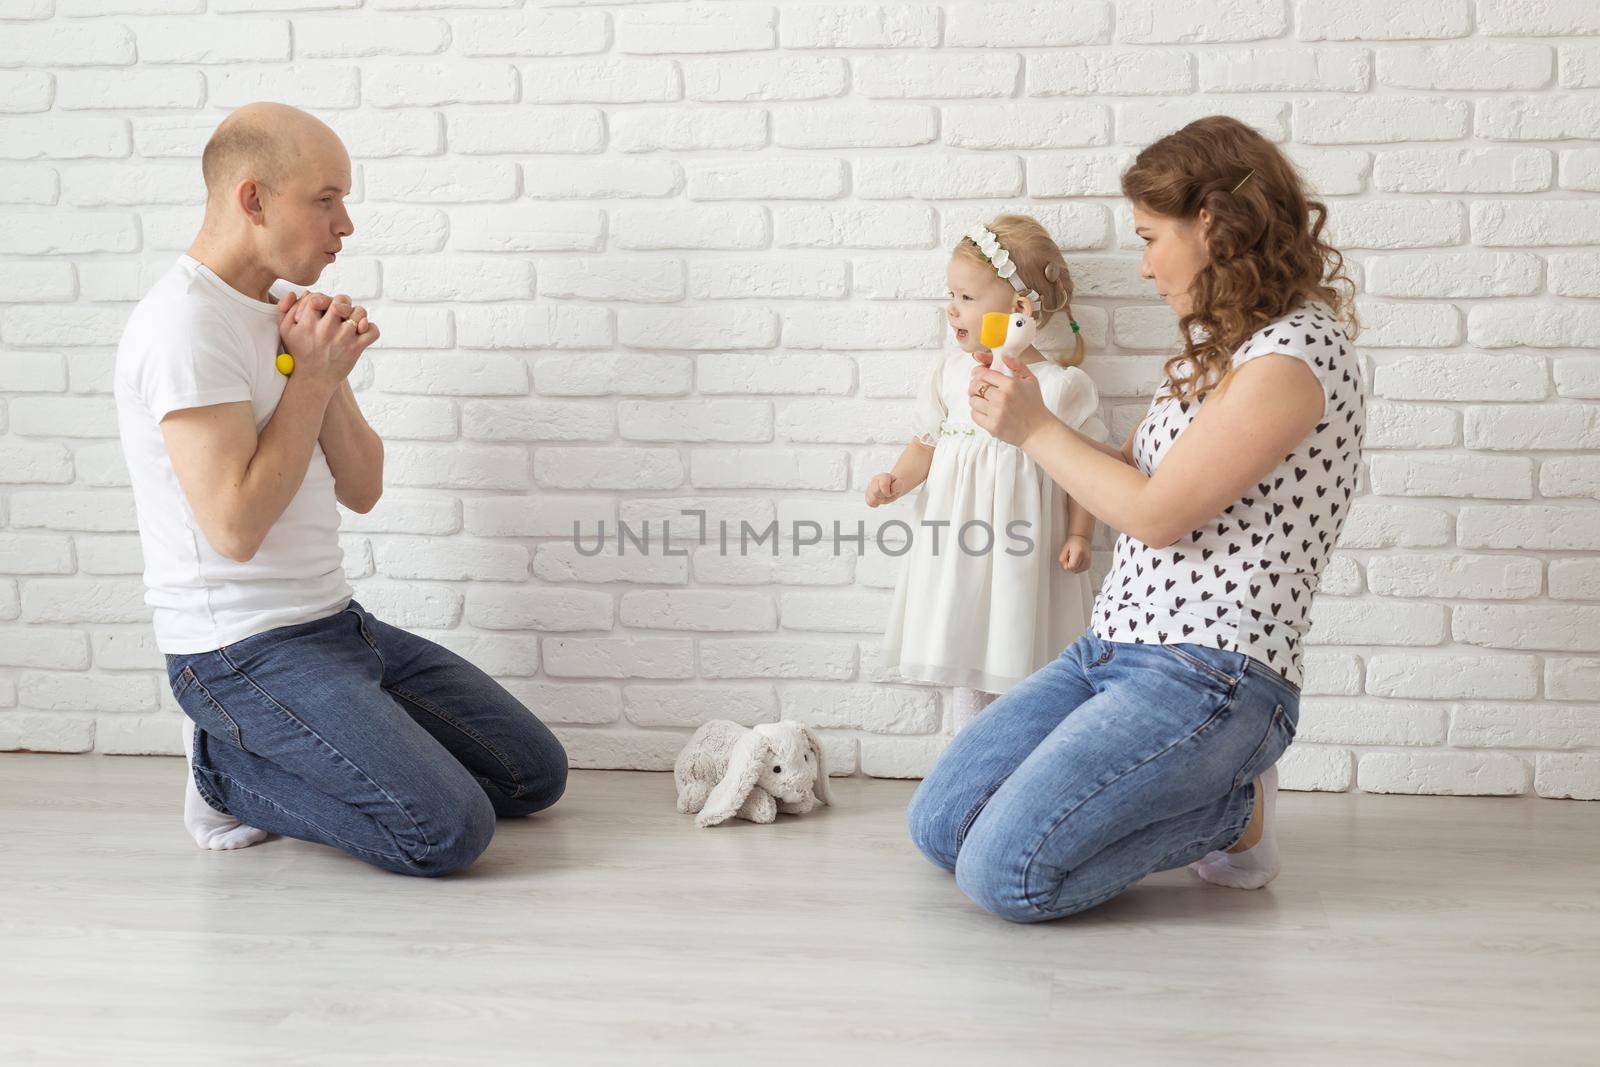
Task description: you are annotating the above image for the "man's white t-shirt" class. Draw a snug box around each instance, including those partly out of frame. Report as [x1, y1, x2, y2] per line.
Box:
[114, 255, 351, 655]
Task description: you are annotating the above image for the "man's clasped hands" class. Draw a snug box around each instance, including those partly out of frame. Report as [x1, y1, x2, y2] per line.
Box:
[275, 290, 380, 388]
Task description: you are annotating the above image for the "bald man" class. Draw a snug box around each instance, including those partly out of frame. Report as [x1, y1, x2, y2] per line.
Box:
[113, 103, 567, 876]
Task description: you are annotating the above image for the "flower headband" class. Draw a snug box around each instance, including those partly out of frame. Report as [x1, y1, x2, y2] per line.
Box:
[963, 223, 1079, 335]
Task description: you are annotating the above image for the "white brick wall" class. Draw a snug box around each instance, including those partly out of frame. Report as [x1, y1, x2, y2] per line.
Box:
[1, 0, 1597, 801]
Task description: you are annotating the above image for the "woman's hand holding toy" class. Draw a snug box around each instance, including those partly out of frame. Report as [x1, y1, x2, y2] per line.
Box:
[968, 350, 1052, 448]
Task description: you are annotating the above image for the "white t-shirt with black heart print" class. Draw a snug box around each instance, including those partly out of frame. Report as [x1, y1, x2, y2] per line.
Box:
[1090, 303, 1367, 689]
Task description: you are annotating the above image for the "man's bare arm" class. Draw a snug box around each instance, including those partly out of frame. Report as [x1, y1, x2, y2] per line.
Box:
[161, 382, 338, 562]
[159, 295, 377, 561]
[292, 292, 383, 513]
[319, 380, 383, 514]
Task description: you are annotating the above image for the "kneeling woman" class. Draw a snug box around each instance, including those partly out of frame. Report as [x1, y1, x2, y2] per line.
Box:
[907, 116, 1367, 922]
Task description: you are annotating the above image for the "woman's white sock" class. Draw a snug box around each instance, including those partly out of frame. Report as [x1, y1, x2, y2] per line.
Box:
[181, 718, 270, 851]
[1190, 764, 1279, 890]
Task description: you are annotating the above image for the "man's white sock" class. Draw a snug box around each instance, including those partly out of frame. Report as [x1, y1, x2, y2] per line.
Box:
[181, 718, 269, 851]
[1190, 764, 1279, 890]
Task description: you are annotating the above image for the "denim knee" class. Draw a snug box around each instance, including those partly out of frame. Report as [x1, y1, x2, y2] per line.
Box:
[906, 779, 958, 873]
[404, 792, 496, 878]
[953, 823, 1052, 924]
[502, 756, 568, 818]
[954, 818, 1118, 923]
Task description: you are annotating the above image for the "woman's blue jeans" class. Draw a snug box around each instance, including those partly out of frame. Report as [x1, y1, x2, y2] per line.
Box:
[166, 600, 567, 877]
[908, 631, 1299, 922]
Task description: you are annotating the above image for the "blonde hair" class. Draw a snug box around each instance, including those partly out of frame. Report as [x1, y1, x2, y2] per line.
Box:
[953, 214, 1086, 368]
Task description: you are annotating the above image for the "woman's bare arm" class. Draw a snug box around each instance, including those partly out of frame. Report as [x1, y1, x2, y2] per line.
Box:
[971, 355, 1324, 549]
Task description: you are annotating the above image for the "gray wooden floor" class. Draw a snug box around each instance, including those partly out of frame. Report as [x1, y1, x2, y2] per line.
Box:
[1, 754, 1596, 1066]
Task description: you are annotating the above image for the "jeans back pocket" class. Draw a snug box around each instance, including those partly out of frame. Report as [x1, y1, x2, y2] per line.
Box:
[172, 665, 244, 751]
[1232, 702, 1291, 791]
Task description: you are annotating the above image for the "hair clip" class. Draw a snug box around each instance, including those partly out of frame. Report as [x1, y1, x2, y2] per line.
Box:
[1230, 168, 1256, 194]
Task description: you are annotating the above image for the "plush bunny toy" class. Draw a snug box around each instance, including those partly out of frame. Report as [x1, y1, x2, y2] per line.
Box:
[675, 720, 833, 828]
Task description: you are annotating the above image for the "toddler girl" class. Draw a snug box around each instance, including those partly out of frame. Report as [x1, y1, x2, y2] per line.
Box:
[871, 215, 1109, 731]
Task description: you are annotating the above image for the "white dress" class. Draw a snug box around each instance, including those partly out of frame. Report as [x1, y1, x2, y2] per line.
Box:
[882, 350, 1109, 694]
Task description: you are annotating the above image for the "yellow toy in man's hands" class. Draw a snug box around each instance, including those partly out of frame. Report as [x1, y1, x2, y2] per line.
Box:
[276, 353, 295, 376]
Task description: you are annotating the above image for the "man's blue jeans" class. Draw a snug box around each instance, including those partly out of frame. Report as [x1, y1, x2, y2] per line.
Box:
[908, 631, 1299, 922]
[166, 600, 567, 876]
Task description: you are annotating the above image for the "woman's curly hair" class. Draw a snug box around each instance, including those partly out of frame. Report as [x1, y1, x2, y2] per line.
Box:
[1121, 115, 1357, 400]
